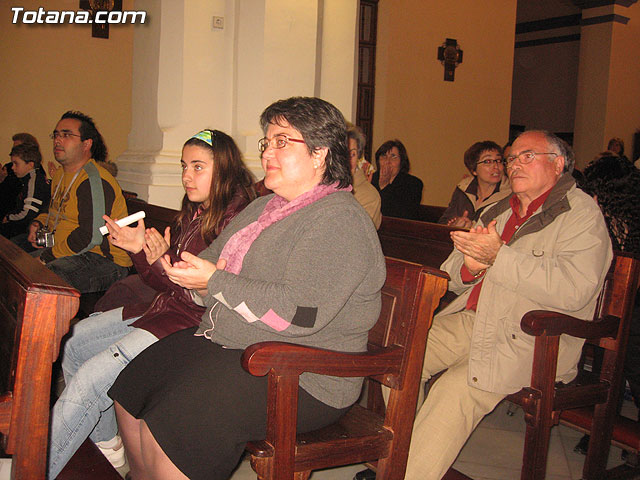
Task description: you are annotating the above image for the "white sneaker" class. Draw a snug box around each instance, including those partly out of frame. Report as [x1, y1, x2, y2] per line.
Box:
[95, 435, 126, 469]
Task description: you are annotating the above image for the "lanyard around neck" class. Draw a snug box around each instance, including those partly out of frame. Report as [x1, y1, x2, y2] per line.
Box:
[44, 168, 83, 231]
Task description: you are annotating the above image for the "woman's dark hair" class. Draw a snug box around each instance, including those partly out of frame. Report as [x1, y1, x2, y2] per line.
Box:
[259, 96, 351, 189]
[463, 141, 502, 173]
[176, 130, 256, 245]
[582, 154, 639, 254]
[374, 139, 410, 174]
[60, 111, 108, 163]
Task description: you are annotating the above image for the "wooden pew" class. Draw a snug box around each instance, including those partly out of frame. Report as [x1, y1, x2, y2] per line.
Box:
[418, 204, 447, 223]
[377, 216, 459, 308]
[0, 235, 79, 479]
[125, 197, 178, 234]
[377, 216, 458, 269]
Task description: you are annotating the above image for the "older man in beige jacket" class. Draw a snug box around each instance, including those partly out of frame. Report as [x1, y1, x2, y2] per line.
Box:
[403, 130, 612, 480]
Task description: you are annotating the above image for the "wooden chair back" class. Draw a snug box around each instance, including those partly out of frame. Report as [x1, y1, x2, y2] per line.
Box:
[0, 235, 79, 479]
[377, 216, 457, 269]
[377, 217, 460, 309]
[444, 252, 639, 480]
[417, 204, 447, 223]
[558, 252, 640, 479]
[125, 197, 178, 234]
[243, 257, 449, 480]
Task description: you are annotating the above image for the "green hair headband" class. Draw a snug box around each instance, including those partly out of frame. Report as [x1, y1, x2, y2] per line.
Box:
[191, 129, 216, 146]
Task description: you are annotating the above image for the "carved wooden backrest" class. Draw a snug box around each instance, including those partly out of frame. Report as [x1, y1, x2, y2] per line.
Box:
[0, 236, 79, 479]
[367, 257, 448, 402]
[592, 252, 639, 353]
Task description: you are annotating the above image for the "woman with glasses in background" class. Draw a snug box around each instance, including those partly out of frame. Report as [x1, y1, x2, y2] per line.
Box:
[371, 139, 423, 220]
[438, 140, 511, 228]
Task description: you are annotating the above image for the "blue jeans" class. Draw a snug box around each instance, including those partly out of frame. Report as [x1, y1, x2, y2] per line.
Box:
[45, 251, 130, 294]
[48, 308, 157, 479]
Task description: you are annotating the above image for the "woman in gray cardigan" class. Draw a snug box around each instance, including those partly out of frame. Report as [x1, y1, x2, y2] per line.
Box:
[109, 97, 386, 480]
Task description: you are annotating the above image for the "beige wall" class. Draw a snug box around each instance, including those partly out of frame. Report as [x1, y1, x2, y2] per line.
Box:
[373, 0, 517, 206]
[0, 0, 135, 176]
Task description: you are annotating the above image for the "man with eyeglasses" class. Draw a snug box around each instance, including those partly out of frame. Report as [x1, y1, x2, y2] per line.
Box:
[18, 110, 131, 294]
[400, 130, 612, 480]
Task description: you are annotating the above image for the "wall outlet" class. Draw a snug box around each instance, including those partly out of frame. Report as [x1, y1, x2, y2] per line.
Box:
[212, 16, 224, 30]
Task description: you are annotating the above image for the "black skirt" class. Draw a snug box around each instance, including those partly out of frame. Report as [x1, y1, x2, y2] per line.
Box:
[108, 327, 349, 480]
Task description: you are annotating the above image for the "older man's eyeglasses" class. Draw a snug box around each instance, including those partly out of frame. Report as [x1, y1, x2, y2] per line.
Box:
[505, 151, 558, 167]
[50, 131, 82, 140]
[258, 135, 305, 153]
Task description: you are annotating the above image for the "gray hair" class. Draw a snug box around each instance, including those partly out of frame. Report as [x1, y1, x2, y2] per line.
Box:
[347, 125, 366, 159]
[521, 130, 574, 173]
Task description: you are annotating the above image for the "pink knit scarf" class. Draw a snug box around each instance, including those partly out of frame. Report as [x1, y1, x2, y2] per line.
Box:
[220, 182, 350, 274]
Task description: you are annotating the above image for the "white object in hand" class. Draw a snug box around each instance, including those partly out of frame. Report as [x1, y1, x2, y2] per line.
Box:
[100, 211, 146, 235]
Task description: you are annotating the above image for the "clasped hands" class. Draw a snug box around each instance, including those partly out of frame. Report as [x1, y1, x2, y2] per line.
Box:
[103, 214, 226, 295]
[160, 253, 226, 296]
[450, 220, 503, 276]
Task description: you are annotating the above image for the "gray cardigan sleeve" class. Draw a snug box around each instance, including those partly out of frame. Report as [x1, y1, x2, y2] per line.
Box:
[201, 200, 383, 338]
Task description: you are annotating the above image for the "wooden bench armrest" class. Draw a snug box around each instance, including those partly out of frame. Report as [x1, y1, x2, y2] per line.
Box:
[242, 342, 403, 378]
[521, 311, 619, 339]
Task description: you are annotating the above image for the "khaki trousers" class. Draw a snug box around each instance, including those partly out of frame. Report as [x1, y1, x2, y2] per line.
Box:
[404, 310, 506, 480]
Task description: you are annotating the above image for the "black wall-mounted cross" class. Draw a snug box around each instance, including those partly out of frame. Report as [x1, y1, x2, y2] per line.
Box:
[437, 38, 463, 82]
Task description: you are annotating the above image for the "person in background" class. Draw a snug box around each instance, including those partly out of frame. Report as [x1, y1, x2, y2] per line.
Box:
[16, 111, 132, 293]
[108, 96, 385, 480]
[607, 136, 629, 162]
[0, 162, 22, 221]
[1, 143, 50, 239]
[47, 129, 255, 478]
[0, 133, 35, 220]
[438, 141, 511, 228]
[371, 139, 423, 220]
[12, 132, 39, 148]
[347, 125, 382, 228]
[502, 141, 512, 161]
[347, 122, 376, 180]
[11, 132, 56, 181]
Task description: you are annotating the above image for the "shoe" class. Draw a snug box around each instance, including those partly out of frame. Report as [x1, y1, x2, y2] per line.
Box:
[353, 468, 376, 480]
[573, 433, 590, 455]
[95, 434, 126, 468]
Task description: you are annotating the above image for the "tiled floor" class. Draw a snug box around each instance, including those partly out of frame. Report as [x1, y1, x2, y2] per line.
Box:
[0, 400, 634, 480]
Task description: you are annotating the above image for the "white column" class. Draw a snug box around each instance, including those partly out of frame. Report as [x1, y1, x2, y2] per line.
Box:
[117, 0, 235, 208]
[118, 0, 358, 207]
[318, 0, 359, 121]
